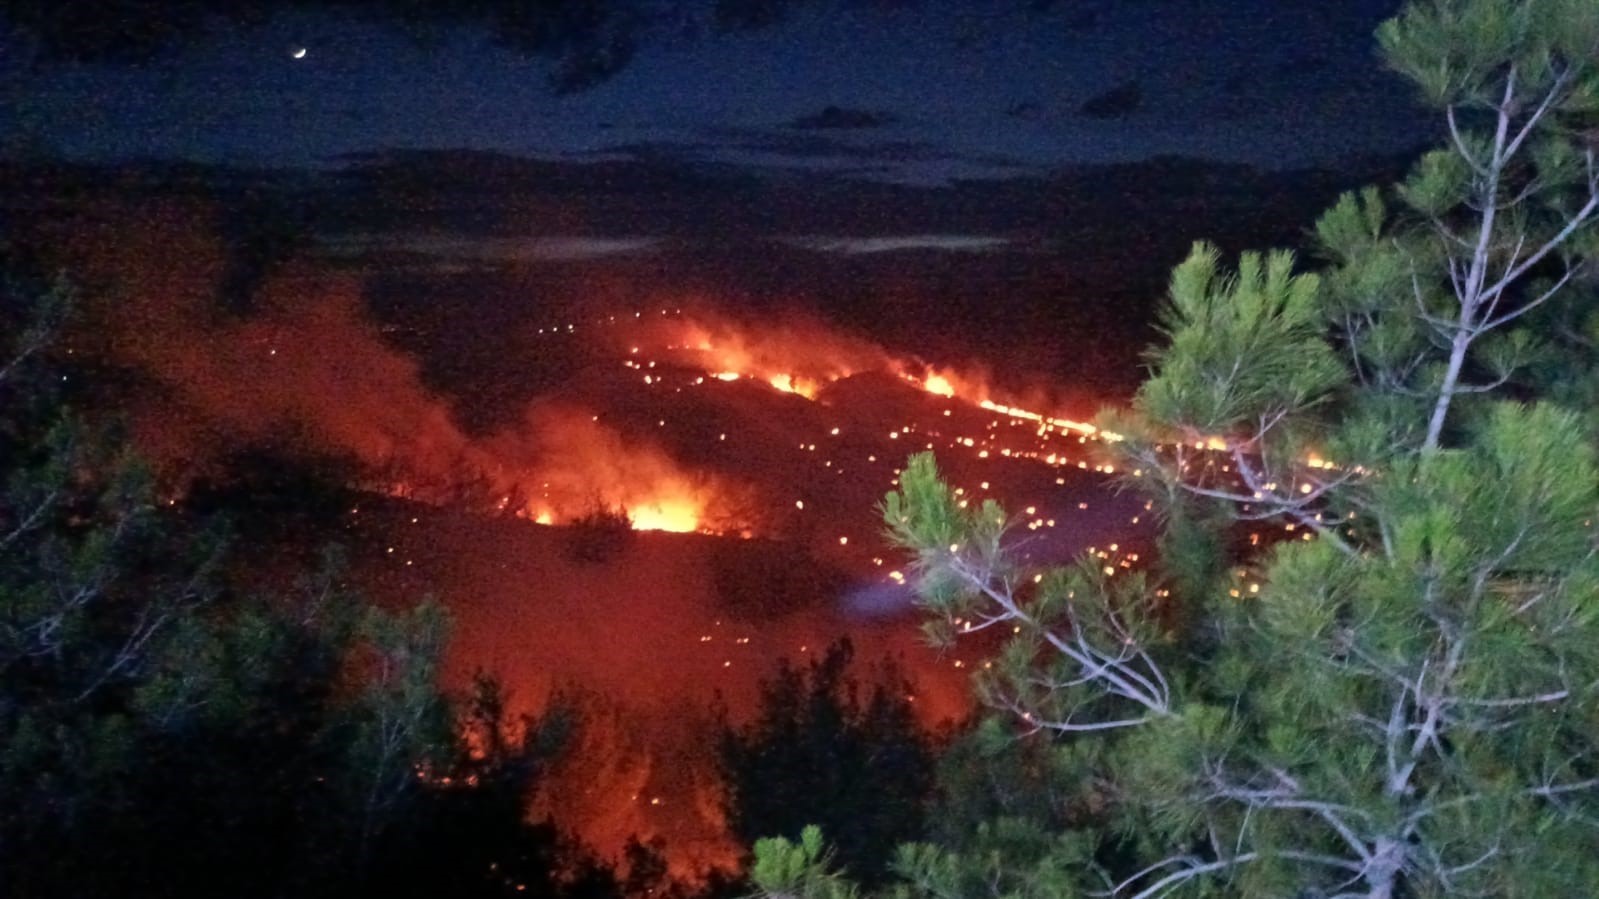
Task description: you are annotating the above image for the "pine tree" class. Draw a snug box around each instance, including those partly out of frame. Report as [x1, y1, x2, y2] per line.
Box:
[756, 2, 1599, 897]
[719, 640, 936, 888]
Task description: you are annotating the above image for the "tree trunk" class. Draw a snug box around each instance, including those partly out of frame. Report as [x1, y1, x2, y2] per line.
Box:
[1364, 837, 1405, 899]
[1424, 330, 1472, 451]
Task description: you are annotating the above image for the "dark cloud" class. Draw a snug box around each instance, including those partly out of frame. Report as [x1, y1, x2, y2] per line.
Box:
[789, 105, 900, 130]
[1078, 81, 1143, 120]
[694, 127, 942, 160]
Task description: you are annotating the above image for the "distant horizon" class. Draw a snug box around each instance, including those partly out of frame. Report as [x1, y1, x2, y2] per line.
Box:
[4, 140, 1431, 175]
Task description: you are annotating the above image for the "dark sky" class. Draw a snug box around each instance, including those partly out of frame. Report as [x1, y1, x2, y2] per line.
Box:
[4, 0, 1431, 184]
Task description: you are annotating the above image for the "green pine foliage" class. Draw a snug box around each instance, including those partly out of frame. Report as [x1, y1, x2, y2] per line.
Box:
[760, 2, 1599, 898]
[750, 825, 860, 899]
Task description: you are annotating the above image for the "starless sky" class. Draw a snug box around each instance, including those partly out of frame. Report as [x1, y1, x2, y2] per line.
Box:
[4, 0, 1431, 183]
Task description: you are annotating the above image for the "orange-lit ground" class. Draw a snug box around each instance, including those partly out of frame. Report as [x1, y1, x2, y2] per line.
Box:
[38, 198, 1160, 880]
[333, 306, 1158, 876]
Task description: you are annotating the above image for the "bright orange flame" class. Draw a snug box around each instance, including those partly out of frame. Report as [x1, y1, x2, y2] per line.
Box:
[474, 408, 742, 536]
[627, 499, 702, 533]
[653, 315, 1124, 441]
[768, 373, 820, 399]
[644, 315, 889, 400]
[923, 372, 956, 397]
[522, 490, 707, 534]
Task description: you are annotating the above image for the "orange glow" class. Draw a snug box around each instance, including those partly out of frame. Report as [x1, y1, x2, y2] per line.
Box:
[639, 313, 890, 400]
[625, 498, 703, 533]
[631, 312, 1124, 448]
[767, 373, 821, 399]
[922, 372, 956, 397]
[489, 408, 742, 536]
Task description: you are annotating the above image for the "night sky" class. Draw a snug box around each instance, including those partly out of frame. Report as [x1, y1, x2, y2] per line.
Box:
[6, 0, 1430, 182]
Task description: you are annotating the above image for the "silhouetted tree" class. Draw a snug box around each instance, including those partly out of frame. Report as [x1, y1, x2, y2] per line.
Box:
[565, 503, 635, 564]
[717, 639, 934, 887]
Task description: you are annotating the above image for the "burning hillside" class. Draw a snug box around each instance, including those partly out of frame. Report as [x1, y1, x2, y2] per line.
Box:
[35, 198, 1161, 877]
[42, 198, 1134, 539]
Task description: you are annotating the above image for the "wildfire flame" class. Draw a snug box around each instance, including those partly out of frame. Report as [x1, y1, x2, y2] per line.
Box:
[767, 373, 822, 399]
[922, 372, 956, 397]
[626, 499, 704, 533]
[629, 311, 1112, 443]
[487, 407, 740, 535]
[641, 313, 888, 401]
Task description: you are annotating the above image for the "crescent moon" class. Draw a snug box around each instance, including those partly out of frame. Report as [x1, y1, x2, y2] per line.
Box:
[291, 47, 307, 59]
